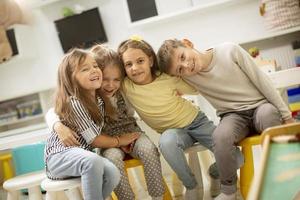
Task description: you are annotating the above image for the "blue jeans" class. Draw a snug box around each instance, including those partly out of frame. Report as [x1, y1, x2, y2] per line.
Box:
[47, 147, 120, 200]
[159, 111, 216, 189]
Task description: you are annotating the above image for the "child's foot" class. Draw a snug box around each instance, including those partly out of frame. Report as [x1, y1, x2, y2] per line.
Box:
[184, 186, 203, 200]
[210, 177, 221, 197]
[214, 192, 236, 200]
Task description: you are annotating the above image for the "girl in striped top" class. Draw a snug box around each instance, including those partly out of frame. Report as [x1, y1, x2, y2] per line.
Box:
[44, 48, 123, 200]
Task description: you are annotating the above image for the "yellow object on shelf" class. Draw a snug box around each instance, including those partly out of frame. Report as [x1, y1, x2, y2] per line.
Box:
[0, 153, 14, 181]
[289, 102, 300, 112]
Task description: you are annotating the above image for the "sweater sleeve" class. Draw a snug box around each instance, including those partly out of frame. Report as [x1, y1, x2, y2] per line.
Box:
[174, 76, 199, 95]
[232, 44, 292, 120]
[45, 108, 60, 132]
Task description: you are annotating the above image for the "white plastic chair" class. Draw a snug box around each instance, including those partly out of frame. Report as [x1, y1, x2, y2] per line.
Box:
[3, 170, 46, 200]
[41, 177, 82, 200]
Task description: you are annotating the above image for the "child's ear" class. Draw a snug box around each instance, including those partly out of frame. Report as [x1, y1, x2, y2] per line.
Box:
[182, 39, 194, 48]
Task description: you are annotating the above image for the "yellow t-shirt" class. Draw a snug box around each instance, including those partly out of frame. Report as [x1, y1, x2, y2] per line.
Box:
[122, 73, 199, 133]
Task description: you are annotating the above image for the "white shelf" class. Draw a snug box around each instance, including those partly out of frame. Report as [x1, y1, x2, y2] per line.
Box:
[129, 0, 247, 28]
[0, 123, 47, 139]
[0, 114, 44, 127]
[239, 26, 300, 45]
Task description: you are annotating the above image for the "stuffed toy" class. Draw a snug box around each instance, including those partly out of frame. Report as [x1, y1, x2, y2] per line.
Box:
[0, 0, 29, 63]
[0, 25, 13, 63]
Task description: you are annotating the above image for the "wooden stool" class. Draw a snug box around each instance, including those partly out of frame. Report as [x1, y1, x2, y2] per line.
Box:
[238, 135, 262, 199]
[0, 153, 14, 181]
[112, 157, 173, 200]
[41, 177, 82, 200]
[3, 170, 45, 200]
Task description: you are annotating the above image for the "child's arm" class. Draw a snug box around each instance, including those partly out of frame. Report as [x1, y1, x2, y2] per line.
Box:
[92, 132, 140, 149]
[121, 90, 137, 118]
[174, 76, 199, 95]
[233, 44, 293, 122]
[70, 97, 139, 148]
[45, 108, 80, 146]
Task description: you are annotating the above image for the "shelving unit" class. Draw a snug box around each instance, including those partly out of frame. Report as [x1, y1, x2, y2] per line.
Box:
[0, 114, 44, 127]
[129, 0, 249, 28]
[239, 26, 300, 45]
[0, 93, 44, 135]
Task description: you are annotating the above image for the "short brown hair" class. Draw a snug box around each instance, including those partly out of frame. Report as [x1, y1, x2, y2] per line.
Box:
[157, 39, 185, 73]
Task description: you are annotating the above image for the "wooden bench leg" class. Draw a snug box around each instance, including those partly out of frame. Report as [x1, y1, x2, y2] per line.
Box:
[162, 178, 172, 200]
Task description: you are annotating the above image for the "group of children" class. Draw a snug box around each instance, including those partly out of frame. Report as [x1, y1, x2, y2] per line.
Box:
[44, 36, 293, 200]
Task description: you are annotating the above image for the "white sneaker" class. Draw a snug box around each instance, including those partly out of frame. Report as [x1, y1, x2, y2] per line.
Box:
[210, 177, 221, 197]
[214, 192, 236, 200]
[184, 187, 203, 200]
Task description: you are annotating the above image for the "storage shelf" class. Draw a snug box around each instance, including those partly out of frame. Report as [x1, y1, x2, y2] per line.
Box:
[0, 114, 44, 127]
[239, 26, 300, 45]
[129, 0, 247, 28]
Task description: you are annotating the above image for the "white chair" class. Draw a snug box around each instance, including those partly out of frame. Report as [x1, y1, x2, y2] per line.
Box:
[3, 170, 46, 200]
[171, 143, 216, 198]
[41, 177, 82, 200]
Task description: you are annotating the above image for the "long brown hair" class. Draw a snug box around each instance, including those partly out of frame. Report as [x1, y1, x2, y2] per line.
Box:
[55, 48, 103, 126]
[117, 39, 161, 77]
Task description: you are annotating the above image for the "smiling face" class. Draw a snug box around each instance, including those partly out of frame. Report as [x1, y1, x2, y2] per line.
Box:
[100, 64, 122, 98]
[168, 46, 204, 77]
[75, 54, 102, 97]
[122, 48, 153, 85]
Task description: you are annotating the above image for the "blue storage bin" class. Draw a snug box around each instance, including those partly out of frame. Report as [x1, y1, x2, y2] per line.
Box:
[12, 142, 45, 175]
[12, 142, 45, 193]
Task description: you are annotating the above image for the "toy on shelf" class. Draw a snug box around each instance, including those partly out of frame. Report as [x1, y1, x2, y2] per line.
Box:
[249, 47, 278, 74]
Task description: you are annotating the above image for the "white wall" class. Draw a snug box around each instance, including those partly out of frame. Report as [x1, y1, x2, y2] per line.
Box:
[0, 0, 295, 101]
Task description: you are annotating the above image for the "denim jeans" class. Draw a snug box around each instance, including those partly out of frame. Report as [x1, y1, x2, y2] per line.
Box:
[47, 147, 120, 200]
[159, 111, 216, 189]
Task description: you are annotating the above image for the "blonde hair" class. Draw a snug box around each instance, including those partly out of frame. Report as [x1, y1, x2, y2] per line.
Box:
[157, 39, 185, 73]
[55, 48, 103, 127]
[117, 39, 160, 77]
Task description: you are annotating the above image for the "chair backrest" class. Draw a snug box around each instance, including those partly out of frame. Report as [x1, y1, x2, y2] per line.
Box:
[12, 142, 45, 175]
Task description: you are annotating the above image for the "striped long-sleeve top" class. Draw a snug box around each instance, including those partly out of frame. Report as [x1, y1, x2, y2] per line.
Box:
[44, 96, 104, 179]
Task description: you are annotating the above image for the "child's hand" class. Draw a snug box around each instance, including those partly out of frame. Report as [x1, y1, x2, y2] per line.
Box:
[120, 141, 136, 154]
[54, 122, 80, 147]
[119, 132, 140, 146]
[283, 118, 295, 124]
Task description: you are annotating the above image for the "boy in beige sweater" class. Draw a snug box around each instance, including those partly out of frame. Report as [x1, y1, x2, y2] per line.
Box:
[157, 39, 294, 200]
